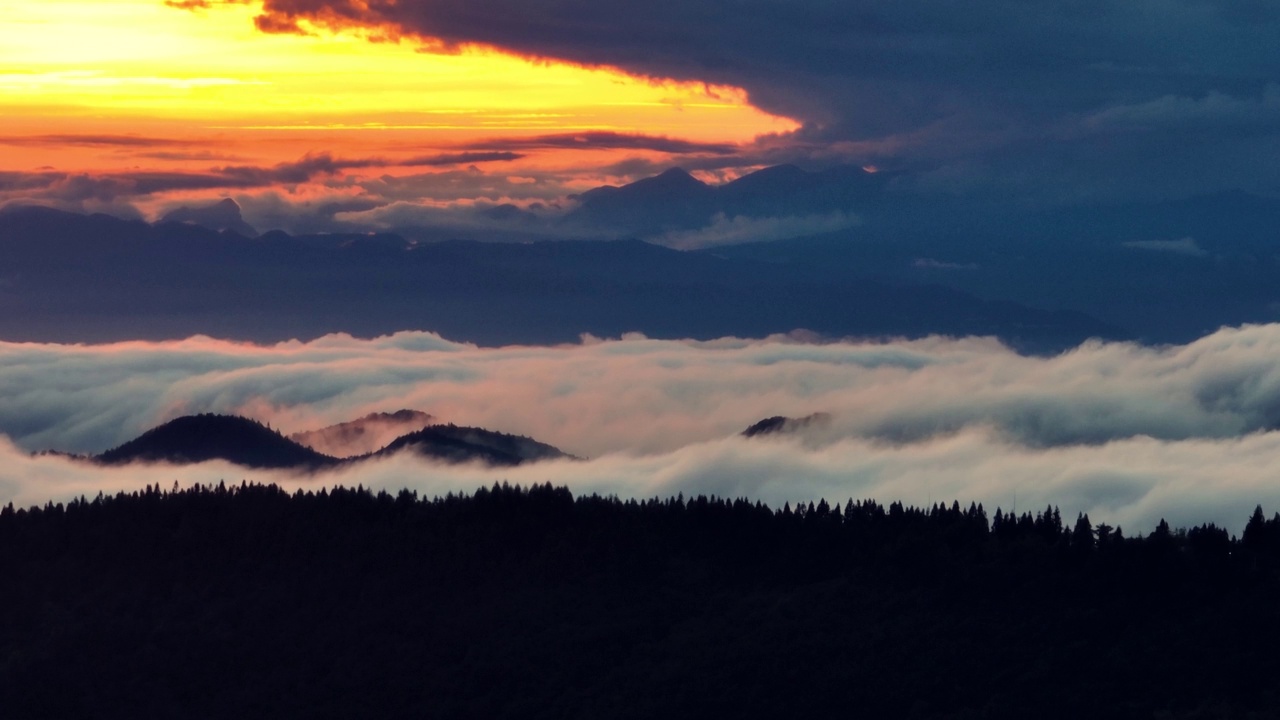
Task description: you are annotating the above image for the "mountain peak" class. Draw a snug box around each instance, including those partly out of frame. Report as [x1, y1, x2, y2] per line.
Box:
[618, 167, 710, 196]
[379, 424, 573, 466]
[160, 198, 258, 237]
[650, 167, 704, 186]
[657, 166, 694, 179]
[96, 414, 337, 470]
[742, 412, 833, 438]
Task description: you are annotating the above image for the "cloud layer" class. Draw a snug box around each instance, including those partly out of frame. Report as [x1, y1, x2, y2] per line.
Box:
[11, 325, 1280, 531]
[207, 0, 1280, 201]
[12, 326, 1280, 456]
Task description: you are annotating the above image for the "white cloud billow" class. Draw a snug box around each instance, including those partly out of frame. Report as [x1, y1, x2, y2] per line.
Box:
[9, 324, 1280, 531]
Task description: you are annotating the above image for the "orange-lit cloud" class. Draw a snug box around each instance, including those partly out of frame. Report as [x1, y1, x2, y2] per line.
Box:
[0, 1, 795, 166]
[0, 0, 806, 224]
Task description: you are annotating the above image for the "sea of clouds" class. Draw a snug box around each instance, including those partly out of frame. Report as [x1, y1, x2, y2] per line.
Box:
[8, 325, 1280, 532]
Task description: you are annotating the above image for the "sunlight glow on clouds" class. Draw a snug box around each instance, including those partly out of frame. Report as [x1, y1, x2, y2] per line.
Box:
[0, 0, 800, 230]
[0, 0, 793, 169]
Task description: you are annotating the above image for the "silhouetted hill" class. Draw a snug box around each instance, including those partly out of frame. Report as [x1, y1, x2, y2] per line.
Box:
[378, 424, 572, 466]
[568, 167, 716, 236]
[96, 414, 338, 470]
[565, 164, 889, 236]
[290, 410, 435, 458]
[742, 412, 833, 437]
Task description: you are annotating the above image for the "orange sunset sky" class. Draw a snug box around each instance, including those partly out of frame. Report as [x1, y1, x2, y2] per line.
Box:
[0, 0, 797, 218]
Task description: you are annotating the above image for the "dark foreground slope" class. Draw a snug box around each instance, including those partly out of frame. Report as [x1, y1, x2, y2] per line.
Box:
[4, 483, 1280, 719]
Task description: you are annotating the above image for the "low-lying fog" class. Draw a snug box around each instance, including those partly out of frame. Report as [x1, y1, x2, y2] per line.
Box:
[8, 324, 1280, 532]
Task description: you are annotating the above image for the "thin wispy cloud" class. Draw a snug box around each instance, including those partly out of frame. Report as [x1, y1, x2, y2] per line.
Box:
[463, 132, 739, 156]
[0, 151, 531, 218]
[0, 134, 190, 148]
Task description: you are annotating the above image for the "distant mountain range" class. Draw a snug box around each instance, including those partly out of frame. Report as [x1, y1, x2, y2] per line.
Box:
[0, 203, 1123, 352]
[89, 413, 573, 470]
[9, 163, 1280, 347]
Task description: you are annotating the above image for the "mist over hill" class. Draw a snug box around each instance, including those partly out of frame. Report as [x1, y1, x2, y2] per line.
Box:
[89, 413, 571, 470]
[290, 410, 436, 458]
[378, 424, 575, 466]
[741, 412, 833, 438]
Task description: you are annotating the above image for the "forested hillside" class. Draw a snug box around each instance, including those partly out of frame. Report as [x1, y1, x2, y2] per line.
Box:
[3, 483, 1279, 718]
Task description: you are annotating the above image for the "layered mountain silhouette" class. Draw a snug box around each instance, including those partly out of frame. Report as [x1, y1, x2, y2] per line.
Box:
[290, 410, 436, 458]
[16, 165, 1280, 349]
[88, 413, 570, 470]
[742, 412, 833, 438]
[5, 165, 1279, 348]
[0, 204, 1122, 353]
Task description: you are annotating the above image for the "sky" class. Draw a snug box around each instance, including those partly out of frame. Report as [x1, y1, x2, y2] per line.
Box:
[0, 0, 796, 223]
[4, 0, 1280, 528]
[3, 0, 1278, 231]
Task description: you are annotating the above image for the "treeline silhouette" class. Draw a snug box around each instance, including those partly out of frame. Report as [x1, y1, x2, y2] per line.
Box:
[4, 482, 1280, 718]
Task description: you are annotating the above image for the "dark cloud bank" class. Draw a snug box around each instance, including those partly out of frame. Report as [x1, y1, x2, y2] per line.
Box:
[222, 0, 1280, 202]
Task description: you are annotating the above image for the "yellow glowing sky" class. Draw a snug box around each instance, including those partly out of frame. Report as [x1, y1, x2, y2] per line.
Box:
[0, 0, 795, 174]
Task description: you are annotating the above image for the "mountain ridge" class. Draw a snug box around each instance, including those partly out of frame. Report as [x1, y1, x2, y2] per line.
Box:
[87, 413, 571, 470]
[0, 205, 1123, 353]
